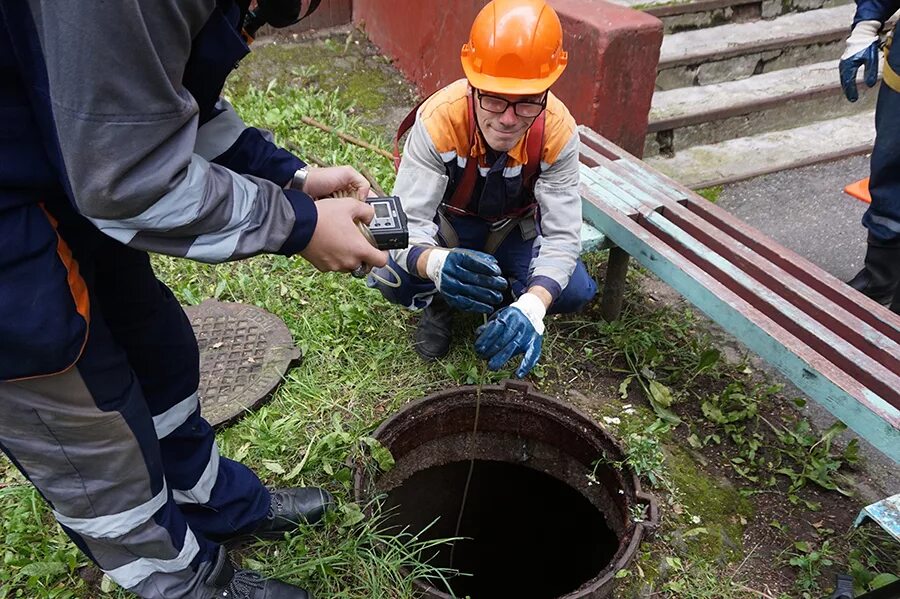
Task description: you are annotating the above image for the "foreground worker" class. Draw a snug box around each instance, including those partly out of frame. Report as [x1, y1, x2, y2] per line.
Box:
[0, 1, 387, 598]
[839, 0, 900, 313]
[370, 0, 597, 376]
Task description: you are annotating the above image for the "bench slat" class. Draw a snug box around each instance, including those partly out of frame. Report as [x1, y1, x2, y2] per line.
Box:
[581, 184, 900, 462]
[579, 126, 900, 344]
[589, 152, 900, 377]
[642, 211, 900, 407]
[580, 164, 661, 217]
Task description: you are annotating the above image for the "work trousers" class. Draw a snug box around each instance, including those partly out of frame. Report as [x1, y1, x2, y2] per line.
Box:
[866, 36, 900, 243]
[0, 207, 270, 598]
[370, 213, 597, 313]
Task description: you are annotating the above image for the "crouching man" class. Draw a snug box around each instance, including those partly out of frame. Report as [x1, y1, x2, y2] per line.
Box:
[370, 0, 597, 377]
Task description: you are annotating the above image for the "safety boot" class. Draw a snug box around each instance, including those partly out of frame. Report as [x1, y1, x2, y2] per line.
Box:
[206, 547, 311, 599]
[413, 295, 454, 360]
[251, 487, 333, 539]
[846, 234, 900, 305]
[220, 487, 333, 545]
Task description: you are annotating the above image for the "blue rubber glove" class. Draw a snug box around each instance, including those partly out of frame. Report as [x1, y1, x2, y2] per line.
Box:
[475, 293, 546, 378]
[425, 248, 508, 313]
[839, 20, 882, 102]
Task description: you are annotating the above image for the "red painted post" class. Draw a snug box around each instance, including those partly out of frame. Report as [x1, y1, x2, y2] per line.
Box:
[353, 0, 662, 157]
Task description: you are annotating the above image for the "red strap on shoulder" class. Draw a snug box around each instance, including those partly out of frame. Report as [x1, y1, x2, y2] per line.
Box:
[393, 100, 424, 172]
[446, 93, 479, 212]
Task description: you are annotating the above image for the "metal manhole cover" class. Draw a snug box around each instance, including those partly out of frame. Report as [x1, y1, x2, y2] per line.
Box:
[184, 300, 301, 428]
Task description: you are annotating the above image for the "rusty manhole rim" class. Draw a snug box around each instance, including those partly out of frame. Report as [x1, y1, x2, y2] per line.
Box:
[353, 379, 660, 598]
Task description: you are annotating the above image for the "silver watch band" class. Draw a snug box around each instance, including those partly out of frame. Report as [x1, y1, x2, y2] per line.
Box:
[289, 166, 309, 192]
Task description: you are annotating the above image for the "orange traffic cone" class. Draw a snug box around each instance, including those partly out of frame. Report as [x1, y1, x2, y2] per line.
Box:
[844, 178, 872, 204]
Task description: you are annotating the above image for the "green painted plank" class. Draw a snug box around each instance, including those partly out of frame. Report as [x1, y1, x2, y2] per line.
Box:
[615, 160, 690, 203]
[581, 194, 900, 463]
[855, 494, 900, 542]
[589, 165, 666, 212]
[579, 165, 650, 216]
[580, 222, 608, 253]
[578, 168, 641, 218]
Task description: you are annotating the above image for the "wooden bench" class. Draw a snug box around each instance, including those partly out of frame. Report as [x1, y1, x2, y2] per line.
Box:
[575, 126, 900, 539]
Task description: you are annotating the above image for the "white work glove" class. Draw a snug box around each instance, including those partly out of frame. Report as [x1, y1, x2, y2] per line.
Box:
[839, 20, 882, 102]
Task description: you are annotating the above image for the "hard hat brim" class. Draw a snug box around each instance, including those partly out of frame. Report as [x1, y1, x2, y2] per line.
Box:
[462, 61, 566, 96]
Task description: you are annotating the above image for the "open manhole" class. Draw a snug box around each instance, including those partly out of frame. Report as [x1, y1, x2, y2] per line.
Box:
[184, 300, 301, 428]
[354, 380, 658, 598]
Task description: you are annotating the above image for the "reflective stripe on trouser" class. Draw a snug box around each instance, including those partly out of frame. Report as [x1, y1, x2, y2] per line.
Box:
[0, 224, 270, 597]
[89, 243, 270, 540]
[866, 28, 900, 242]
[369, 213, 597, 313]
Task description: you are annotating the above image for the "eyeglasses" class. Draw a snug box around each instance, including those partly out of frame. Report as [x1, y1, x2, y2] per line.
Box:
[476, 90, 547, 118]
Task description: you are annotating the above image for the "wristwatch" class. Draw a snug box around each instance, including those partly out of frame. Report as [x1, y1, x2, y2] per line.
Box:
[289, 166, 309, 192]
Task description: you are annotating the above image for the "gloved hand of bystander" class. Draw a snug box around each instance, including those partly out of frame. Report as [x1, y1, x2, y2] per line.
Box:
[425, 248, 508, 313]
[475, 292, 545, 378]
[839, 20, 882, 102]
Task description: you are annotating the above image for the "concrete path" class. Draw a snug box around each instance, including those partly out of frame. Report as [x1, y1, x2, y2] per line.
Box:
[717, 154, 871, 281]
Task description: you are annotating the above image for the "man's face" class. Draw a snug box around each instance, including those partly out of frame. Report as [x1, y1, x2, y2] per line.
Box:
[473, 89, 547, 153]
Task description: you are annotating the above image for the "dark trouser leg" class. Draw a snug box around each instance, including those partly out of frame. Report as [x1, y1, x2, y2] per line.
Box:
[851, 51, 900, 305]
[0, 299, 219, 598]
[91, 240, 270, 540]
[864, 52, 900, 244]
[489, 223, 598, 315]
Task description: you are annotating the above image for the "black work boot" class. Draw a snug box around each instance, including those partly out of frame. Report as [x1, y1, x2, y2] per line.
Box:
[413, 295, 454, 360]
[206, 546, 311, 599]
[847, 234, 900, 305]
[891, 285, 900, 315]
[251, 487, 334, 539]
[220, 487, 333, 544]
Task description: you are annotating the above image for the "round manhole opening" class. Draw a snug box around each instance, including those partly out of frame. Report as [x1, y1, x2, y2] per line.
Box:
[354, 380, 658, 598]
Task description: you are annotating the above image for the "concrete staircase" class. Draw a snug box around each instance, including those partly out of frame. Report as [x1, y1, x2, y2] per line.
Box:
[614, 0, 881, 188]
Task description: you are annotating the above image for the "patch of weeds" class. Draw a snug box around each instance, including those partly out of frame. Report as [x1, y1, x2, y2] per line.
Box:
[784, 539, 835, 598]
[654, 557, 761, 598]
[591, 425, 669, 490]
[696, 185, 724, 203]
[228, 35, 417, 135]
[227, 81, 397, 189]
[690, 379, 859, 509]
[240, 497, 459, 599]
[0, 485, 86, 598]
[845, 527, 900, 595]
[770, 419, 858, 501]
[597, 302, 722, 426]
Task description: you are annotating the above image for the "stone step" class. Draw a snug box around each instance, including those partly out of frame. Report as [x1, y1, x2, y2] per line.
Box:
[656, 3, 856, 89]
[611, 0, 850, 34]
[645, 60, 881, 157]
[644, 110, 876, 189]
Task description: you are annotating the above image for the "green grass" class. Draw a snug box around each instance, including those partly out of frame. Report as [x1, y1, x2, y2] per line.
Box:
[2, 39, 897, 599]
[696, 185, 724, 204]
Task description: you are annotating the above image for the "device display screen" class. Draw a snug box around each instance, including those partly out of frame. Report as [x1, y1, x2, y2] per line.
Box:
[374, 202, 391, 219]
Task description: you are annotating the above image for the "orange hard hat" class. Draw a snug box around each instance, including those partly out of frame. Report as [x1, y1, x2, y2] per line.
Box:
[461, 0, 568, 95]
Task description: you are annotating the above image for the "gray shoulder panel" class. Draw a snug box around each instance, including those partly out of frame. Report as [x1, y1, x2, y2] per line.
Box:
[27, 0, 297, 262]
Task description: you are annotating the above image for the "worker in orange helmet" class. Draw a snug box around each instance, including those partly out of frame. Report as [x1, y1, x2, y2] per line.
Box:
[370, 0, 597, 377]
